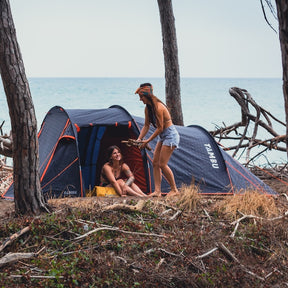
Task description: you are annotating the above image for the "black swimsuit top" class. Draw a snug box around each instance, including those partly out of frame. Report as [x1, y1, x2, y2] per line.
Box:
[100, 164, 127, 186]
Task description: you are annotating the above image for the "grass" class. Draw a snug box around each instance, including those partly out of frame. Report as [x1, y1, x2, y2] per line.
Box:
[217, 189, 279, 219]
[0, 186, 288, 287]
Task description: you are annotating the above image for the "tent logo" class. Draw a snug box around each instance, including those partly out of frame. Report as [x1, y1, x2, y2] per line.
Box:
[204, 143, 219, 169]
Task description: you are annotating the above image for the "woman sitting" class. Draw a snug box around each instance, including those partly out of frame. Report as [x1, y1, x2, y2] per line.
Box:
[100, 145, 147, 197]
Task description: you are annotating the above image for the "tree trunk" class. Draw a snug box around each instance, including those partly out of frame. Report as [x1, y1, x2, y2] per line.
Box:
[0, 0, 46, 215]
[157, 0, 184, 126]
[275, 0, 288, 158]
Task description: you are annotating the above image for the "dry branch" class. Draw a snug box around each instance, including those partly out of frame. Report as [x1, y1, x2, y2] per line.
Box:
[217, 242, 265, 281]
[0, 133, 12, 158]
[0, 226, 30, 253]
[102, 199, 146, 212]
[0, 247, 45, 268]
[74, 226, 166, 241]
[230, 210, 288, 237]
[210, 87, 286, 165]
[9, 274, 64, 279]
[195, 247, 218, 259]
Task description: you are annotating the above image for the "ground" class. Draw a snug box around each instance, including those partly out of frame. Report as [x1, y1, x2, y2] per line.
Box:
[0, 168, 288, 287]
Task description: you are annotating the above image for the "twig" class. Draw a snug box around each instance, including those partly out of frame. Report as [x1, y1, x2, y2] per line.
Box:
[155, 258, 165, 270]
[74, 226, 166, 241]
[9, 275, 64, 279]
[217, 242, 265, 281]
[195, 247, 218, 259]
[217, 242, 240, 263]
[281, 193, 288, 201]
[169, 210, 182, 220]
[230, 222, 240, 238]
[203, 209, 212, 221]
[145, 248, 181, 257]
[0, 226, 31, 253]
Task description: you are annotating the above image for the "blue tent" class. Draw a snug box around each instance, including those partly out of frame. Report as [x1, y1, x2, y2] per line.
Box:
[2, 105, 276, 199]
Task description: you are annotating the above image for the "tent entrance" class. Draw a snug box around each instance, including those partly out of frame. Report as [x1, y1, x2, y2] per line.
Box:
[77, 125, 148, 193]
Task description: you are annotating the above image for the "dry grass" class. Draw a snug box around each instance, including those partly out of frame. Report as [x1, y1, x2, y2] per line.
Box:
[176, 183, 201, 212]
[217, 189, 279, 219]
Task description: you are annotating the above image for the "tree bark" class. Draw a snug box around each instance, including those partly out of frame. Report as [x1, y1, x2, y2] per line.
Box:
[0, 0, 46, 214]
[157, 0, 184, 126]
[275, 0, 288, 159]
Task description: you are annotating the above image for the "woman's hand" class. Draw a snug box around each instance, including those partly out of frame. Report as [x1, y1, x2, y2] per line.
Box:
[138, 139, 149, 149]
[122, 185, 129, 195]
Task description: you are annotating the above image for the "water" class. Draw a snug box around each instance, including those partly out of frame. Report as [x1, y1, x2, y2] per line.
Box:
[0, 77, 286, 165]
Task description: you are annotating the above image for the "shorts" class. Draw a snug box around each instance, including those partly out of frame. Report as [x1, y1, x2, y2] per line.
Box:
[158, 125, 180, 148]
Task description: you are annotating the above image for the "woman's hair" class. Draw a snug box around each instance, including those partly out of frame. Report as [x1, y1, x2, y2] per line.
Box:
[137, 83, 166, 128]
[106, 145, 123, 165]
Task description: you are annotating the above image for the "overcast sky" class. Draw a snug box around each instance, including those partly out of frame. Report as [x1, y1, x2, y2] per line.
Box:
[10, 0, 281, 78]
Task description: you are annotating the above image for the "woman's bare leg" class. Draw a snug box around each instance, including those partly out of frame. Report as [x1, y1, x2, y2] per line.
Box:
[149, 142, 162, 197]
[118, 179, 146, 197]
[131, 183, 147, 197]
[159, 145, 179, 196]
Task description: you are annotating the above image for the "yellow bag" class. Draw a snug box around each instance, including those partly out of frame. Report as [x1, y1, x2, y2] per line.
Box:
[96, 186, 119, 197]
[92, 186, 119, 197]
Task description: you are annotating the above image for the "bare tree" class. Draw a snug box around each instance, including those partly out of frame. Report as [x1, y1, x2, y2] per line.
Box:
[0, 0, 47, 215]
[261, 0, 288, 157]
[274, 0, 288, 158]
[157, 0, 183, 126]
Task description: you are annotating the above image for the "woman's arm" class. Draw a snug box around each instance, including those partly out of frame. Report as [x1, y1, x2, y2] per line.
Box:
[122, 163, 135, 186]
[137, 107, 150, 141]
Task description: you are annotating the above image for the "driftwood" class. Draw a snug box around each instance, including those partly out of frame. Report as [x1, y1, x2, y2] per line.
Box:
[102, 199, 146, 212]
[0, 121, 12, 157]
[230, 210, 288, 238]
[210, 87, 286, 165]
[0, 247, 45, 268]
[0, 226, 31, 253]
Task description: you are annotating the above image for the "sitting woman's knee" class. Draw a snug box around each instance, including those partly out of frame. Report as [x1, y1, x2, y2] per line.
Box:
[117, 179, 125, 186]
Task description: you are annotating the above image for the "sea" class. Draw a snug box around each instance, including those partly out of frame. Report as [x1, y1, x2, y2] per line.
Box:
[0, 77, 286, 166]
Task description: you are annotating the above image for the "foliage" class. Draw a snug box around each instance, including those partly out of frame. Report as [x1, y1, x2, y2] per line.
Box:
[0, 191, 288, 287]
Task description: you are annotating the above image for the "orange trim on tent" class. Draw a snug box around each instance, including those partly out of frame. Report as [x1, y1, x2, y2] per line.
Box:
[74, 123, 80, 133]
[128, 121, 132, 128]
[255, 165, 288, 187]
[225, 162, 235, 194]
[79, 167, 84, 197]
[1, 180, 14, 199]
[38, 123, 45, 138]
[62, 135, 76, 141]
[40, 119, 71, 182]
[225, 161, 266, 193]
[41, 157, 79, 189]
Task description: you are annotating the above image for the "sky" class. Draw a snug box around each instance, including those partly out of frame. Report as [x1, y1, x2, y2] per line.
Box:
[10, 0, 281, 78]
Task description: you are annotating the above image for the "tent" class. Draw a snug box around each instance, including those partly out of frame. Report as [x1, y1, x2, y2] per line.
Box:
[2, 105, 276, 199]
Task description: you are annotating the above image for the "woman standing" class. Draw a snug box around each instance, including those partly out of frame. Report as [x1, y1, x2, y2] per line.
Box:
[100, 145, 147, 197]
[135, 83, 180, 197]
